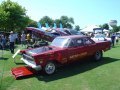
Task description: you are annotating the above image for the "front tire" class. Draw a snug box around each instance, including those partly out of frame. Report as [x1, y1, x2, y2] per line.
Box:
[44, 61, 56, 75]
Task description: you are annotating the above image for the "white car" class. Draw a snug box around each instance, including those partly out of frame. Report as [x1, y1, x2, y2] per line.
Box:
[91, 34, 111, 42]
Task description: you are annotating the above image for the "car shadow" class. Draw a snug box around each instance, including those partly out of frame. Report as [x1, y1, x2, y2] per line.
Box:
[34, 57, 119, 82]
[0, 57, 9, 60]
[14, 62, 25, 65]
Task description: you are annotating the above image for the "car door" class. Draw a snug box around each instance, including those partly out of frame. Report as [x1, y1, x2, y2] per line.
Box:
[83, 37, 96, 56]
[74, 38, 88, 60]
[67, 39, 77, 62]
[67, 38, 87, 62]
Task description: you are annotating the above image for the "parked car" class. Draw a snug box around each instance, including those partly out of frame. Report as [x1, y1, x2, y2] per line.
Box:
[116, 32, 120, 38]
[12, 35, 111, 79]
[91, 34, 111, 42]
[64, 29, 83, 35]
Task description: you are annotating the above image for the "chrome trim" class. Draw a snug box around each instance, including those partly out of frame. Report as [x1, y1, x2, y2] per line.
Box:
[21, 58, 42, 71]
[23, 54, 34, 61]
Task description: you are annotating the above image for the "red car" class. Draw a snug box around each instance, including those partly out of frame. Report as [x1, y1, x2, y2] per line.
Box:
[12, 35, 111, 78]
[25, 27, 69, 42]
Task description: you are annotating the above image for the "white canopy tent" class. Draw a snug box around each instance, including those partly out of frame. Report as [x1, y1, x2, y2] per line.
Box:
[81, 25, 100, 33]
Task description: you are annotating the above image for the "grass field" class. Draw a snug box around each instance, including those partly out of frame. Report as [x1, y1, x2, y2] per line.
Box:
[0, 44, 120, 90]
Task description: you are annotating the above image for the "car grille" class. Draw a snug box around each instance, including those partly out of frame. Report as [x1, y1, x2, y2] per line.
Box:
[23, 54, 34, 61]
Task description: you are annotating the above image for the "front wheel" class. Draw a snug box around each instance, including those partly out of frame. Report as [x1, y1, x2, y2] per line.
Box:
[93, 51, 103, 61]
[44, 61, 56, 75]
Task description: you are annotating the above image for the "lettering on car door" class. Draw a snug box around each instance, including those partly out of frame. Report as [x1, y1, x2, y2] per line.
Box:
[68, 38, 87, 61]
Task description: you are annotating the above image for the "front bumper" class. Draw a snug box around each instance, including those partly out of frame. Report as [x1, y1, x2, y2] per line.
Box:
[21, 58, 42, 71]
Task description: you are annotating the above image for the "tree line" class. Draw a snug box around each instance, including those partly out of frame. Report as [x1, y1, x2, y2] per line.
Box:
[0, 0, 80, 32]
[0, 0, 120, 33]
[100, 23, 120, 33]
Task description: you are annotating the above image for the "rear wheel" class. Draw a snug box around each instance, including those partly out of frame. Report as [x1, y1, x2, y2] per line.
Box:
[93, 50, 103, 61]
[44, 61, 56, 75]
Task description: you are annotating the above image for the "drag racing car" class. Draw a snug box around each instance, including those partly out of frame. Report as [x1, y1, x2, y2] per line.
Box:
[11, 35, 111, 79]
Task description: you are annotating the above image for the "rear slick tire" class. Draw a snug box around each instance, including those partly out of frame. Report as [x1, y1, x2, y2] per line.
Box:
[93, 51, 103, 61]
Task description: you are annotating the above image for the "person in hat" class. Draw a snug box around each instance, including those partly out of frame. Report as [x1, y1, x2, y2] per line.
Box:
[9, 31, 15, 54]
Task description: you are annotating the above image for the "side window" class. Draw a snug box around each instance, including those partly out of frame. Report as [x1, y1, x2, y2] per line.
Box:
[68, 39, 79, 47]
[64, 39, 71, 47]
[68, 38, 84, 47]
[84, 38, 92, 45]
[76, 38, 84, 46]
[68, 39, 75, 47]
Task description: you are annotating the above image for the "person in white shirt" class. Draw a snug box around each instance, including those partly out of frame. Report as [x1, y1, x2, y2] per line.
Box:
[9, 31, 15, 54]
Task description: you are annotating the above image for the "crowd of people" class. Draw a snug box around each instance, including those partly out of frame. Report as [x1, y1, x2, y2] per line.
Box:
[0, 31, 34, 54]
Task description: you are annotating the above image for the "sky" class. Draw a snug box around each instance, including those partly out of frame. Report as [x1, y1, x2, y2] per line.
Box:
[0, 0, 120, 28]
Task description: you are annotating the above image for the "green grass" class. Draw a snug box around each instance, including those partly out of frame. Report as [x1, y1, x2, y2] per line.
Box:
[0, 44, 120, 90]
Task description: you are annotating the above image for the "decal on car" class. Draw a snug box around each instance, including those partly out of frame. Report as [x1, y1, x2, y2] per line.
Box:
[70, 52, 87, 60]
[62, 58, 67, 63]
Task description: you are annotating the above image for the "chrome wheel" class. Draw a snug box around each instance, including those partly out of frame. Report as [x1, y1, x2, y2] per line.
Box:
[44, 62, 56, 75]
[94, 51, 102, 61]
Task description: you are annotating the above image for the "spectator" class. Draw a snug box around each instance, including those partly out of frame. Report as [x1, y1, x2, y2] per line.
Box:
[116, 36, 119, 44]
[9, 31, 15, 54]
[0, 36, 2, 49]
[111, 33, 116, 47]
[1, 35, 6, 49]
[26, 33, 31, 44]
[21, 32, 26, 47]
[32, 33, 36, 43]
[14, 32, 18, 44]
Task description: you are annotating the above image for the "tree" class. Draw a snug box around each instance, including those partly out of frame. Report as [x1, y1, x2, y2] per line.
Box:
[39, 16, 54, 27]
[27, 19, 37, 27]
[75, 25, 80, 31]
[100, 23, 109, 30]
[118, 26, 120, 32]
[112, 26, 119, 32]
[0, 0, 30, 32]
[66, 23, 72, 29]
[38, 15, 74, 29]
[69, 17, 74, 24]
[0, 7, 9, 31]
[60, 16, 74, 28]
[54, 19, 61, 28]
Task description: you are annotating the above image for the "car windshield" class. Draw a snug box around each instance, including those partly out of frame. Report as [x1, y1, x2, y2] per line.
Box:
[50, 37, 69, 48]
[95, 34, 105, 38]
[69, 29, 80, 35]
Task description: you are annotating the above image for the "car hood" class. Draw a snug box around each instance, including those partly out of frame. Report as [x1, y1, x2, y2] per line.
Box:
[26, 46, 52, 55]
[25, 46, 60, 56]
